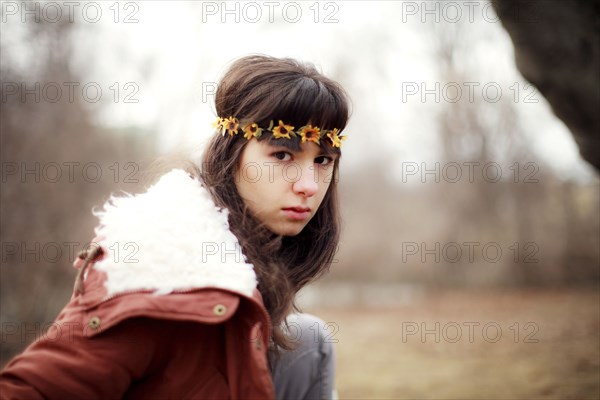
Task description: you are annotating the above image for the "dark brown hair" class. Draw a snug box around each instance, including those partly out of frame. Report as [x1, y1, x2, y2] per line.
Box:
[198, 55, 350, 352]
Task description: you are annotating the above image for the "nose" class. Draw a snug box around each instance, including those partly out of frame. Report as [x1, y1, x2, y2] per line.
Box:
[291, 163, 319, 197]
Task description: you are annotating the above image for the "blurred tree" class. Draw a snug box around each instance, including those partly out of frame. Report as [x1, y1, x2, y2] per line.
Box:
[1, 8, 155, 367]
[493, 0, 600, 171]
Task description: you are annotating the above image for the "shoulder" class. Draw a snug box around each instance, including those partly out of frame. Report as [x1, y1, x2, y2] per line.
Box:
[77, 169, 258, 299]
[61, 167, 270, 337]
[55, 281, 264, 343]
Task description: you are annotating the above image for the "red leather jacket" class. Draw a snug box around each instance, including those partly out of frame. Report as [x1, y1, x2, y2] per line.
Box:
[0, 170, 276, 399]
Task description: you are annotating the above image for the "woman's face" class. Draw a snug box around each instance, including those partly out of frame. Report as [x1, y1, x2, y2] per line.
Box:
[235, 139, 337, 236]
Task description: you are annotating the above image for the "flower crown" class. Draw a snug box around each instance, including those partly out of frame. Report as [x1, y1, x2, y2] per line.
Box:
[212, 116, 347, 148]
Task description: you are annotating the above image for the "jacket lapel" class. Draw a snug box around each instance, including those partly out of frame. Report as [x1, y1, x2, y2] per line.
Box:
[89, 169, 258, 299]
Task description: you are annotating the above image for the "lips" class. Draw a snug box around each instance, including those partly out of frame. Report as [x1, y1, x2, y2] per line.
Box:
[282, 206, 311, 221]
[283, 206, 311, 213]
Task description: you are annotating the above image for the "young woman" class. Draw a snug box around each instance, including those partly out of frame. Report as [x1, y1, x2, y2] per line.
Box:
[0, 55, 350, 399]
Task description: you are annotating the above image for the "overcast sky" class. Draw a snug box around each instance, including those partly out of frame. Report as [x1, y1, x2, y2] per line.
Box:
[5, 0, 597, 181]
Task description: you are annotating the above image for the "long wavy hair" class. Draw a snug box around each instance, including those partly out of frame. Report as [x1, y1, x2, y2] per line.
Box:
[195, 55, 350, 352]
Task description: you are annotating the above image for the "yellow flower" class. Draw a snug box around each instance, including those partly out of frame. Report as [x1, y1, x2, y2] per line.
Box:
[272, 120, 294, 139]
[298, 125, 321, 144]
[212, 117, 226, 136]
[326, 128, 346, 148]
[212, 117, 223, 129]
[243, 123, 263, 140]
[223, 117, 240, 137]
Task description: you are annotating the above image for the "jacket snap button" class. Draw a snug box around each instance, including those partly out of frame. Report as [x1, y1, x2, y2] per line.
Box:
[88, 316, 101, 329]
[213, 304, 227, 316]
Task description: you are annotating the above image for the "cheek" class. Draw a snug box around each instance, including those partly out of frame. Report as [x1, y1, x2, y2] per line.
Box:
[235, 164, 255, 203]
[315, 167, 335, 204]
[235, 164, 272, 209]
[320, 167, 334, 190]
[316, 177, 332, 202]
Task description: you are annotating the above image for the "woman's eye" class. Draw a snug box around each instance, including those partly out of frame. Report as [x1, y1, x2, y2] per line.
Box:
[273, 151, 292, 161]
[315, 156, 334, 166]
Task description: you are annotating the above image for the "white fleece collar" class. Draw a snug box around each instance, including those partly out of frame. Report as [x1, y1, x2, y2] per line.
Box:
[91, 169, 257, 298]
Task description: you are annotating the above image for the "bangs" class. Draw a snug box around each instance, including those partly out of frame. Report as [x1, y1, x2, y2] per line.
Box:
[220, 56, 350, 154]
[266, 76, 349, 133]
[261, 134, 339, 156]
[251, 76, 348, 155]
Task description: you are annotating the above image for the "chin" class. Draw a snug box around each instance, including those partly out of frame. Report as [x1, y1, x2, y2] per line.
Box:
[269, 223, 305, 237]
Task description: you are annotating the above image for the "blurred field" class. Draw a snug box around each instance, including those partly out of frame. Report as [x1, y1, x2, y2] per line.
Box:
[308, 287, 599, 399]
